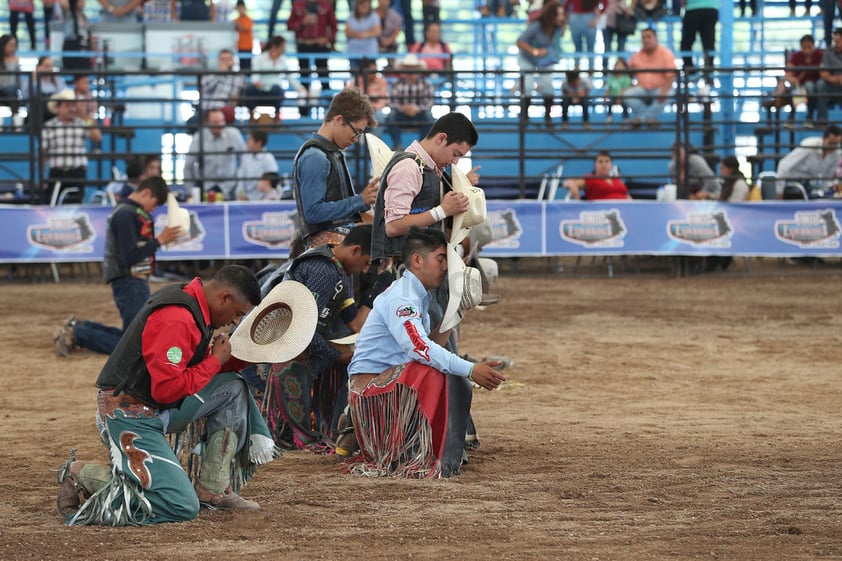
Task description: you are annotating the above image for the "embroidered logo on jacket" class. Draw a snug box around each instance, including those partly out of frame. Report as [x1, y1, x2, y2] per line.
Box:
[395, 305, 418, 318]
[166, 346, 183, 365]
[403, 320, 430, 361]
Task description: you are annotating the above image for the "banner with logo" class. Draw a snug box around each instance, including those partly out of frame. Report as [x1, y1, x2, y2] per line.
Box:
[3, 200, 842, 263]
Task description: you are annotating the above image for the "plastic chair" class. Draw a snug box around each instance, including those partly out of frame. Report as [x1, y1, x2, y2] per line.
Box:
[782, 182, 808, 200]
[757, 171, 778, 200]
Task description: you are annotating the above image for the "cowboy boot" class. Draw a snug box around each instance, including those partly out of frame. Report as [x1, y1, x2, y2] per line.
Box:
[195, 429, 259, 510]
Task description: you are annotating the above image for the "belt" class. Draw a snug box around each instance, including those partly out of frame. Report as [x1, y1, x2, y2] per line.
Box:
[97, 389, 159, 419]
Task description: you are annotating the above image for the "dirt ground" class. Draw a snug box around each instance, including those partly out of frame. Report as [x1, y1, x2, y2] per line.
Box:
[1, 258, 841, 561]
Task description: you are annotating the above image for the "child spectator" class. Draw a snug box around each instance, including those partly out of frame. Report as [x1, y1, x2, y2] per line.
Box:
[256, 171, 281, 200]
[236, 129, 279, 200]
[560, 69, 591, 128]
[605, 57, 631, 123]
[235, 0, 254, 70]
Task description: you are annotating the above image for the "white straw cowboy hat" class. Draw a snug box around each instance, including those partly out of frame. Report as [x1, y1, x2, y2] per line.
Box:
[47, 89, 75, 114]
[230, 280, 318, 364]
[440, 243, 498, 332]
[449, 165, 487, 246]
[397, 53, 427, 70]
[166, 193, 190, 238]
[365, 132, 394, 178]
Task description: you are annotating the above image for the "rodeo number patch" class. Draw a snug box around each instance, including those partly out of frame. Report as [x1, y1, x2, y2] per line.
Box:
[166, 346, 183, 365]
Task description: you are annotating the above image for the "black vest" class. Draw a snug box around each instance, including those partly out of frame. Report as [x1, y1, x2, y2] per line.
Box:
[96, 284, 213, 409]
[371, 151, 444, 262]
[285, 245, 347, 337]
[102, 201, 155, 283]
[293, 136, 357, 240]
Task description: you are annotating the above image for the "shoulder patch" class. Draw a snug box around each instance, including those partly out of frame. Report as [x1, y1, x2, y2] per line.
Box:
[166, 346, 183, 365]
[395, 305, 419, 318]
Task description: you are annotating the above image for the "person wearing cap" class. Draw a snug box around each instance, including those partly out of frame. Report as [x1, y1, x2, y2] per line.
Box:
[54, 177, 183, 358]
[341, 227, 505, 477]
[40, 88, 102, 205]
[292, 87, 379, 251]
[383, 53, 435, 150]
[256, 224, 384, 448]
[56, 264, 273, 524]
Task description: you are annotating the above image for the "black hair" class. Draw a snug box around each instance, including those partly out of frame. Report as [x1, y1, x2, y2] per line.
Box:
[719, 155, 745, 202]
[424, 112, 478, 147]
[342, 224, 373, 255]
[126, 159, 143, 181]
[136, 176, 169, 206]
[214, 264, 261, 306]
[823, 124, 841, 137]
[260, 171, 279, 188]
[249, 129, 268, 146]
[401, 227, 448, 264]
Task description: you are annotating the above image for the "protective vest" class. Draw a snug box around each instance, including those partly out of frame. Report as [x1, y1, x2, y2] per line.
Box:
[102, 201, 156, 283]
[371, 151, 444, 262]
[293, 136, 357, 240]
[96, 284, 213, 409]
[285, 245, 347, 337]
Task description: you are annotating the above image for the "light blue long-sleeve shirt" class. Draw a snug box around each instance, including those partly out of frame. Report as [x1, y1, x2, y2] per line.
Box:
[296, 136, 367, 225]
[348, 270, 473, 378]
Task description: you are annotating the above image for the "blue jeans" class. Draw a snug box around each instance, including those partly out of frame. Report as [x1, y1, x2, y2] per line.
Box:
[625, 85, 673, 121]
[568, 12, 597, 69]
[243, 84, 283, 112]
[815, 79, 842, 122]
[74, 276, 150, 355]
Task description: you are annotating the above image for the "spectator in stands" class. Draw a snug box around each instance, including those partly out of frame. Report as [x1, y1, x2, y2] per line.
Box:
[560, 69, 591, 129]
[72, 74, 96, 122]
[785, 34, 823, 126]
[605, 57, 631, 123]
[346, 0, 381, 71]
[775, 124, 842, 196]
[196, 48, 245, 126]
[106, 154, 162, 202]
[60, 0, 93, 72]
[481, 0, 519, 17]
[516, 0, 564, 123]
[679, 0, 719, 83]
[266, 0, 284, 42]
[821, 0, 840, 48]
[287, 0, 338, 118]
[349, 57, 388, 136]
[422, 0, 439, 31]
[602, 0, 633, 71]
[244, 36, 302, 121]
[9, 0, 36, 50]
[410, 22, 452, 74]
[292, 87, 379, 249]
[816, 28, 842, 125]
[171, 0, 216, 21]
[526, 0, 543, 20]
[625, 27, 676, 128]
[30, 55, 61, 122]
[384, 54, 435, 150]
[375, 0, 403, 54]
[97, 0, 142, 22]
[40, 89, 102, 204]
[738, 0, 756, 17]
[715, 155, 750, 202]
[563, 150, 631, 200]
[254, 171, 281, 200]
[629, 0, 668, 21]
[0, 35, 23, 120]
[669, 143, 719, 200]
[393, 0, 415, 48]
[235, 129, 279, 200]
[183, 108, 247, 200]
[789, 0, 813, 17]
[564, 0, 599, 71]
[234, 0, 254, 70]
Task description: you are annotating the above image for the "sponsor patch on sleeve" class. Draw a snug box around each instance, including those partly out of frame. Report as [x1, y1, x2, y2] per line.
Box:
[403, 320, 430, 362]
[395, 305, 419, 318]
[166, 346, 183, 365]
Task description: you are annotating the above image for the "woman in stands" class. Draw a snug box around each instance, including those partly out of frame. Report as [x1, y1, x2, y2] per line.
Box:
[0, 35, 22, 119]
[516, 0, 565, 123]
[563, 150, 631, 200]
[345, 0, 381, 71]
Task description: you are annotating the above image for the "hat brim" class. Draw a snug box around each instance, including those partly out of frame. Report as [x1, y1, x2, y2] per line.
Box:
[365, 133, 394, 178]
[166, 193, 191, 235]
[440, 244, 466, 332]
[450, 166, 487, 246]
[230, 280, 318, 364]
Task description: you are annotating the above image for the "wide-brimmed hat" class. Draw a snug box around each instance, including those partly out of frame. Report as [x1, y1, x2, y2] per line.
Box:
[47, 89, 75, 114]
[230, 280, 318, 364]
[449, 165, 487, 246]
[365, 132, 394, 178]
[166, 193, 190, 238]
[397, 53, 427, 70]
[440, 244, 495, 332]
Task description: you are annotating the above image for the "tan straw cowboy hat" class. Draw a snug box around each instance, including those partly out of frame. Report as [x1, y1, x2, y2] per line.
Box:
[47, 89, 75, 114]
[449, 165, 487, 246]
[230, 280, 318, 363]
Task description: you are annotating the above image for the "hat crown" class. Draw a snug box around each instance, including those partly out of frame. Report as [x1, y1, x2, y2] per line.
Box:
[251, 304, 293, 345]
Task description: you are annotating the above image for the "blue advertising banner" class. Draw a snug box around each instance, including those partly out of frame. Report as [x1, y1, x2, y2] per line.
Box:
[3, 200, 842, 262]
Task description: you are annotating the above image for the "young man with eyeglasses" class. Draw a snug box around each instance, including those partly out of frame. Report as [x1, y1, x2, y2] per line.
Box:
[292, 87, 380, 252]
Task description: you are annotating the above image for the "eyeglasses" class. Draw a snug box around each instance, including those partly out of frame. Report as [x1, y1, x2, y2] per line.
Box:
[345, 117, 366, 140]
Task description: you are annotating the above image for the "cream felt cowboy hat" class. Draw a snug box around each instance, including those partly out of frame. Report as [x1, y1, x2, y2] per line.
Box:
[449, 165, 487, 246]
[440, 244, 498, 332]
[47, 89, 75, 114]
[365, 132, 394, 178]
[166, 193, 191, 238]
[397, 53, 427, 70]
[230, 280, 318, 364]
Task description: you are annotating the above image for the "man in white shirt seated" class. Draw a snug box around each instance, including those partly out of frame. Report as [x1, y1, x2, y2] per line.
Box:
[776, 124, 842, 196]
[243, 35, 304, 121]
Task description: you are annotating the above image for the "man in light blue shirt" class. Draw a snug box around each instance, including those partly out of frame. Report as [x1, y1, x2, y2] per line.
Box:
[344, 227, 505, 476]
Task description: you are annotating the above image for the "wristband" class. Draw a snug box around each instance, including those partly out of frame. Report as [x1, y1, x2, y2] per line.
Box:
[430, 205, 445, 223]
[468, 365, 475, 384]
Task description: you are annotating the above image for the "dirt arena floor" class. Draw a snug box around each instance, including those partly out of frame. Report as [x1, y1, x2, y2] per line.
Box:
[1, 258, 841, 561]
